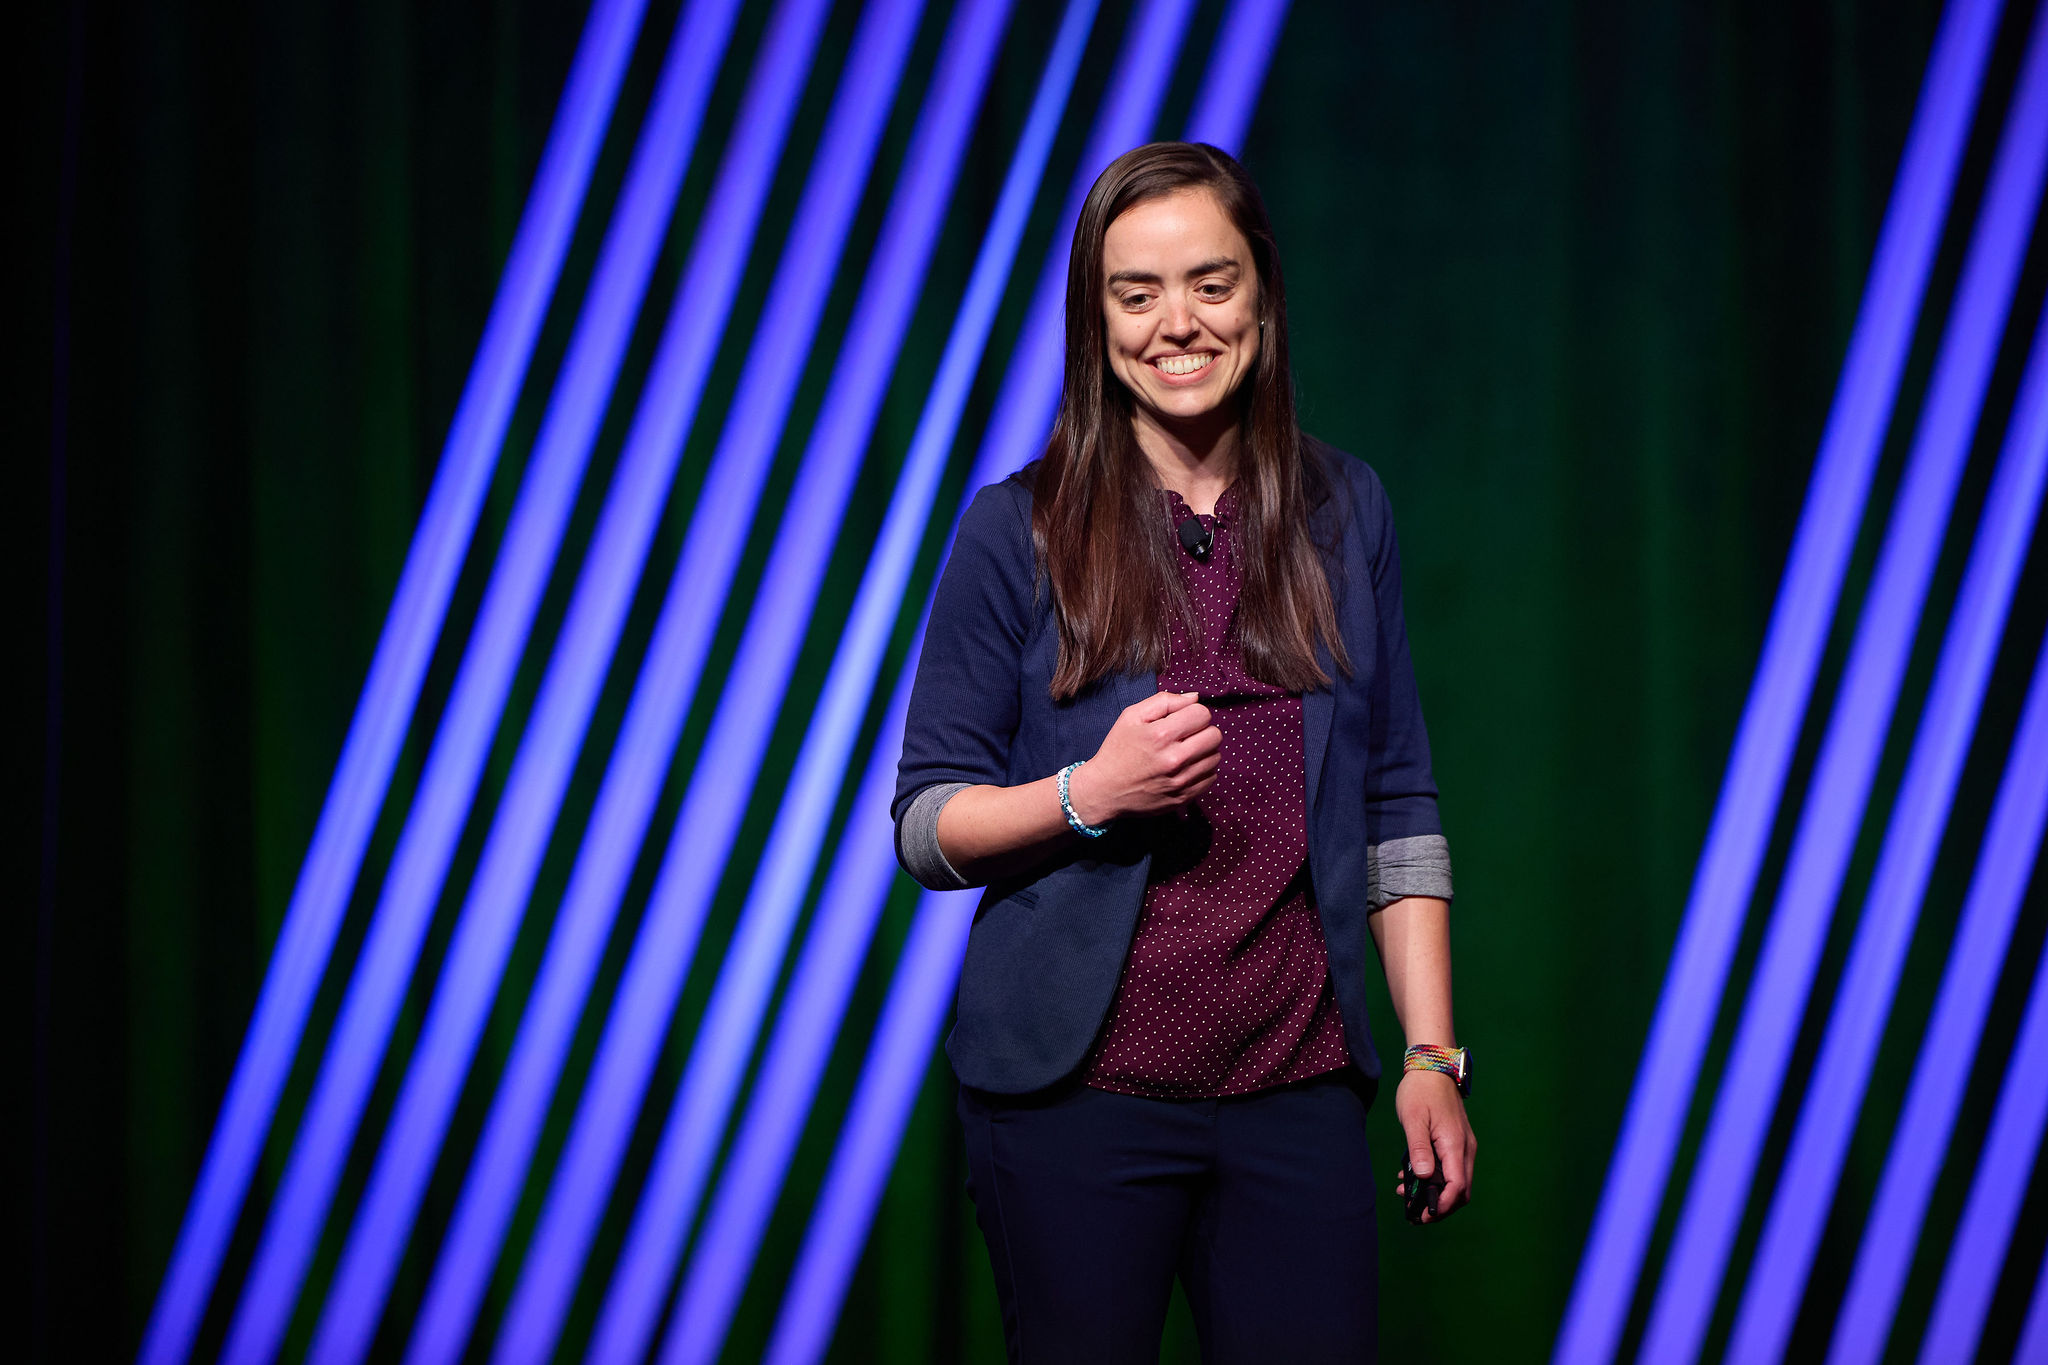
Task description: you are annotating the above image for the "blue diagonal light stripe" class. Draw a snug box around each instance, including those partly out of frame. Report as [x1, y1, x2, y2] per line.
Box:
[215, 0, 822, 1356]
[651, 0, 1105, 1342]
[1915, 778, 2048, 1363]
[1638, 23, 2046, 1361]
[232, 8, 751, 1346]
[642, 0, 1102, 1355]
[1554, 2, 2008, 1358]
[1825, 614, 2048, 1365]
[760, 678, 942, 1365]
[293, 5, 756, 1361]
[382, 0, 843, 1356]
[1729, 280, 2048, 1359]
[2018, 1253, 2048, 1365]
[134, 5, 649, 1361]
[579, 0, 1017, 1358]
[758, 9, 1291, 1359]
[482, 1, 936, 1357]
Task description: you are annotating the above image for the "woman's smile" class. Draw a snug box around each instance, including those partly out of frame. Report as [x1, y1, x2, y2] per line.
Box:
[1150, 351, 1218, 380]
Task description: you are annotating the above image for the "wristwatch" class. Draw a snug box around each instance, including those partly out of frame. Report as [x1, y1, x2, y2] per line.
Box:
[1403, 1043, 1472, 1097]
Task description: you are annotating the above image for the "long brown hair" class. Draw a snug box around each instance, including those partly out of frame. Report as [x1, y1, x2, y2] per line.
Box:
[1033, 140, 1346, 700]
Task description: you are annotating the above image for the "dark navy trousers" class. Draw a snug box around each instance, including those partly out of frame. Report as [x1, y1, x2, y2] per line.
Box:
[957, 1068, 1380, 1364]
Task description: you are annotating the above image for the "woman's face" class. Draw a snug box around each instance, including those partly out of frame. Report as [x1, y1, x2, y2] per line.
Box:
[1100, 187, 1261, 436]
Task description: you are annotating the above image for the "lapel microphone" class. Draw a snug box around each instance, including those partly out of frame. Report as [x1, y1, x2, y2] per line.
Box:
[1178, 516, 1214, 562]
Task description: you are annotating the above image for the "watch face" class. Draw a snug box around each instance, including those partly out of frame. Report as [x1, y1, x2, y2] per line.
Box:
[1456, 1047, 1472, 1093]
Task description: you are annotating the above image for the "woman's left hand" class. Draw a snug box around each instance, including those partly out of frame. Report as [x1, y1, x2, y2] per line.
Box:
[1392, 1069, 1476, 1225]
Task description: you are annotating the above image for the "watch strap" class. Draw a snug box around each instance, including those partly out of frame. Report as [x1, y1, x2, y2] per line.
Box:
[1403, 1043, 1471, 1096]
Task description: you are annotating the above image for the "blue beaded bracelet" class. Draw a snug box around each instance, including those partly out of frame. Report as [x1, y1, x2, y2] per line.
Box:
[1058, 760, 1110, 838]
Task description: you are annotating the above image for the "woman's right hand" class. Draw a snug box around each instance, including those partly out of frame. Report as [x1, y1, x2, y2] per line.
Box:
[1066, 690, 1221, 825]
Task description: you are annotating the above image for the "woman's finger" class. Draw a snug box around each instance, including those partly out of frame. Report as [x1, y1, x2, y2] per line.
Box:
[1130, 689, 1201, 724]
[1165, 727, 1222, 771]
[1153, 701, 1214, 744]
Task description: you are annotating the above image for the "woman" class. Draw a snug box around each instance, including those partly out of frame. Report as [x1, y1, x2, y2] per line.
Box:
[893, 141, 1474, 1363]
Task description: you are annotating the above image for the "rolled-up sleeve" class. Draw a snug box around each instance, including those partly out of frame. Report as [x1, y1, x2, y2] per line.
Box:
[1358, 468, 1453, 908]
[893, 481, 1036, 890]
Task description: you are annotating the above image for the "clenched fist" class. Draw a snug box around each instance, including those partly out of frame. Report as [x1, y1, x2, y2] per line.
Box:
[1065, 690, 1222, 826]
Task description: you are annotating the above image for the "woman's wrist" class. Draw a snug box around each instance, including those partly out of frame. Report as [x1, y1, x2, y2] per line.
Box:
[1062, 759, 1118, 830]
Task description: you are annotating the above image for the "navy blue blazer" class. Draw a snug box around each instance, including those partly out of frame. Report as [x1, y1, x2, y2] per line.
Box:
[893, 437, 1448, 1094]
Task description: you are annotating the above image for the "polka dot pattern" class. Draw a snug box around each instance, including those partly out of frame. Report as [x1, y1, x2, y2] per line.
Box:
[1082, 484, 1352, 1099]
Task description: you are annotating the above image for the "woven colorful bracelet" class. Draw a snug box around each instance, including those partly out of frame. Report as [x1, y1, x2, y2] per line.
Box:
[1403, 1043, 1471, 1095]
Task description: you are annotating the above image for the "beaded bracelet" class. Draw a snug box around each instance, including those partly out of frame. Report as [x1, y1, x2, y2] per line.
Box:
[1058, 760, 1110, 838]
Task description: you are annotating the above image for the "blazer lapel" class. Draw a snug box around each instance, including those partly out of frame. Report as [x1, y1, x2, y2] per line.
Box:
[1303, 461, 1345, 819]
[1303, 680, 1333, 815]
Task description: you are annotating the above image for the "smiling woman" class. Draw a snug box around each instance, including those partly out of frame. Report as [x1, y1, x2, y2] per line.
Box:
[1031, 143, 1345, 706]
[893, 140, 1473, 1363]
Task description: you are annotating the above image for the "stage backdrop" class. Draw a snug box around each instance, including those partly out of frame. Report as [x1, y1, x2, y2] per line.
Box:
[31, 0, 2048, 1361]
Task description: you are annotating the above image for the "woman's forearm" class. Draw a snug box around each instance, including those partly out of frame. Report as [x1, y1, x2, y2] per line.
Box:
[1367, 894, 1456, 1045]
[932, 694, 1208, 884]
[934, 770, 1106, 882]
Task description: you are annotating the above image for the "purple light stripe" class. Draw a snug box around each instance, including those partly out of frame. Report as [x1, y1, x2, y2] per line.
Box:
[759, 13, 1284, 1358]
[2018, 1255, 2048, 1364]
[216, 0, 822, 1356]
[580, 0, 1016, 1358]
[766, 826, 972, 1365]
[1554, 2, 2007, 1358]
[1826, 615, 2048, 1365]
[1639, 22, 2044, 1357]
[134, 3, 648, 1360]
[296, 5, 749, 1362]
[1178, 0, 1290, 151]
[648, 1, 1104, 1351]
[1732, 280, 2048, 1360]
[394, 14, 835, 1360]
[482, 1, 935, 1357]
[1646, 15, 2048, 1358]
[1916, 817, 2048, 1364]
[664, 686, 915, 1365]
[345, 0, 841, 1356]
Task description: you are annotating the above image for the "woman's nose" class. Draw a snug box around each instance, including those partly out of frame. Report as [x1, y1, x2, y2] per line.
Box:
[1161, 294, 1198, 341]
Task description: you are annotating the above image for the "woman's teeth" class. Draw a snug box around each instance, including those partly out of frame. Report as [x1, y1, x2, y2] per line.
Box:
[1153, 353, 1214, 376]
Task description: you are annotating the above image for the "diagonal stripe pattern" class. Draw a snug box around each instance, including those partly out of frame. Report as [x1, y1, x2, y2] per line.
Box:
[480, 2, 941, 1358]
[1730, 287, 2048, 1358]
[224, 0, 838, 1359]
[227, 7, 754, 1361]
[1828, 615, 2048, 1365]
[138, 4, 650, 1360]
[1636, 5, 2048, 1356]
[1824, 324, 2048, 1365]
[1553, 1, 2009, 1358]
[578, 0, 1020, 1357]
[1913, 685, 2048, 1362]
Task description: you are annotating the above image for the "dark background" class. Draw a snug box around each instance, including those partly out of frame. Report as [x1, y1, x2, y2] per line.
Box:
[27, 0, 2048, 1360]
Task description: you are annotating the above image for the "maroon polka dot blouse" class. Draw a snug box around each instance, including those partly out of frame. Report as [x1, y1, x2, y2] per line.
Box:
[1080, 484, 1353, 1098]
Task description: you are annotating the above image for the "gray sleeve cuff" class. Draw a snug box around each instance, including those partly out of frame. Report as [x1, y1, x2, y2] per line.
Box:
[1365, 833, 1453, 910]
[898, 782, 973, 891]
